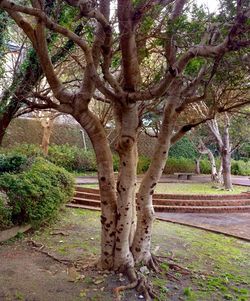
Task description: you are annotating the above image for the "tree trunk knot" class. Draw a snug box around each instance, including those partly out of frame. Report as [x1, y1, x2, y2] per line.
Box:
[117, 135, 135, 151]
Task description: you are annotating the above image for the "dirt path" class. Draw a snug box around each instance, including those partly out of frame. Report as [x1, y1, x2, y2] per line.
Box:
[0, 242, 84, 301]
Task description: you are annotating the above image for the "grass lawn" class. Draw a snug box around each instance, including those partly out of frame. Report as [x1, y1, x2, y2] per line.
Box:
[1, 208, 249, 301]
[80, 182, 249, 195]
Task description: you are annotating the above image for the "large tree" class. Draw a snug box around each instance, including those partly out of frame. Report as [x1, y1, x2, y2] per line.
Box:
[1, 0, 249, 297]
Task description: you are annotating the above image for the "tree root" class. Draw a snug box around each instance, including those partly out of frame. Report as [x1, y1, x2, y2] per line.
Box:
[113, 267, 158, 301]
[27, 239, 73, 265]
[113, 267, 138, 301]
[151, 254, 191, 275]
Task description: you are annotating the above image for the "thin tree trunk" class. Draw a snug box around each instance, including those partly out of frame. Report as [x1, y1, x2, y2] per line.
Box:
[113, 104, 139, 271]
[0, 108, 18, 145]
[76, 110, 117, 270]
[221, 114, 232, 190]
[132, 96, 178, 265]
[221, 150, 232, 190]
[195, 156, 201, 174]
[41, 119, 53, 156]
[198, 140, 219, 182]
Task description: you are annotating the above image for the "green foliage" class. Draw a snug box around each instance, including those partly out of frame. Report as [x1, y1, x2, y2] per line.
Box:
[231, 160, 250, 176]
[137, 155, 151, 174]
[48, 145, 97, 172]
[164, 156, 250, 176]
[199, 159, 213, 174]
[0, 143, 43, 157]
[0, 154, 28, 173]
[169, 137, 198, 159]
[185, 58, 206, 76]
[0, 157, 74, 227]
[164, 157, 195, 174]
[1, 144, 97, 172]
[0, 196, 13, 230]
[112, 154, 119, 172]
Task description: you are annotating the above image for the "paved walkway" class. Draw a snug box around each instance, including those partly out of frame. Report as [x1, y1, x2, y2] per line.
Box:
[156, 212, 250, 241]
[75, 175, 250, 241]
[76, 174, 250, 186]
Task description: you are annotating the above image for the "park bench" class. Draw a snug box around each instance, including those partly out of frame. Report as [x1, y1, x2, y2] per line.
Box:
[174, 173, 194, 180]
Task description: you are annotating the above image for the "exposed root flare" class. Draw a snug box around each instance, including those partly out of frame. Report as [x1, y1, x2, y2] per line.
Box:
[147, 254, 161, 272]
[113, 267, 138, 301]
[137, 276, 158, 301]
[113, 267, 158, 301]
[168, 262, 191, 275]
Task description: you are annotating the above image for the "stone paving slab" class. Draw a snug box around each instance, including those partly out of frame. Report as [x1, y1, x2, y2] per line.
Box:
[156, 212, 250, 241]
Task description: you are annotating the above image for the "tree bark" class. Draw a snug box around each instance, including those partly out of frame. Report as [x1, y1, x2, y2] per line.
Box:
[76, 110, 117, 270]
[197, 140, 220, 182]
[207, 116, 232, 189]
[41, 118, 53, 156]
[132, 94, 179, 265]
[113, 103, 139, 271]
[221, 115, 232, 190]
[195, 157, 201, 174]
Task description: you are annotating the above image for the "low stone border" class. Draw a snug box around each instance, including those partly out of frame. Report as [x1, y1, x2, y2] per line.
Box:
[0, 224, 32, 243]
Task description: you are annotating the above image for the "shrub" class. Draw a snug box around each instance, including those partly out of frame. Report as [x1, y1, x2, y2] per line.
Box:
[0, 154, 28, 173]
[0, 195, 13, 230]
[113, 154, 119, 172]
[231, 160, 250, 176]
[48, 144, 77, 171]
[1, 144, 97, 173]
[164, 157, 195, 174]
[199, 159, 212, 174]
[169, 136, 198, 159]
[0, 144, 43, 157]
[72, 149, 97, 172]
[48, 145, 97, 172]
[137, 156, 151, 174]
[0, 157, 74, 227]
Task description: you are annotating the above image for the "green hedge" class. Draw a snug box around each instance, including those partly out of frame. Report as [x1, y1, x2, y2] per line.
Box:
[137, 156, 151, 174]
[0, 196, 13, 230]
[164, 157, 195, 174]
[0, 157, 74, 228]
[48, 144, 97, 172]
[231, 160, 250, 176]
[0, 144, 97, 173]
[169, 136, 198, 159]
[0, 154, 28, 173]
[1, 144, 249, 176]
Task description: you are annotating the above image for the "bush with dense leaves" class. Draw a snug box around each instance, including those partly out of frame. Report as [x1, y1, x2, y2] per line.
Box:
[231, 160, 250, 176]
[137, 156, 151, 174]
[169, 137, 198, 159]
[0, 196, 13, 230]
[0, 157, 74, 227]
[0, 154, 28, 173]
[0, 144, 43, 157]
[48, 145, 97, 172]
[0, 144, 97, 172]
[164, 157, 195, 174]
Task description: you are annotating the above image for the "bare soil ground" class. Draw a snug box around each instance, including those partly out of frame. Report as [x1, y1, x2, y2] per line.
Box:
[0, 208, 250, 301]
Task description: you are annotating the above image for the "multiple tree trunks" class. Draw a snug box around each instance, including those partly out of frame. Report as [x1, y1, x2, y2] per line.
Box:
[207, 116, 233, 190]
[1, 0, 250, 283]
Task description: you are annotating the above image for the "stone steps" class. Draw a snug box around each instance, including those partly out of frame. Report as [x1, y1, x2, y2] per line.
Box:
[71, 186, 250, 213]
[74, 186, 250, 200]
